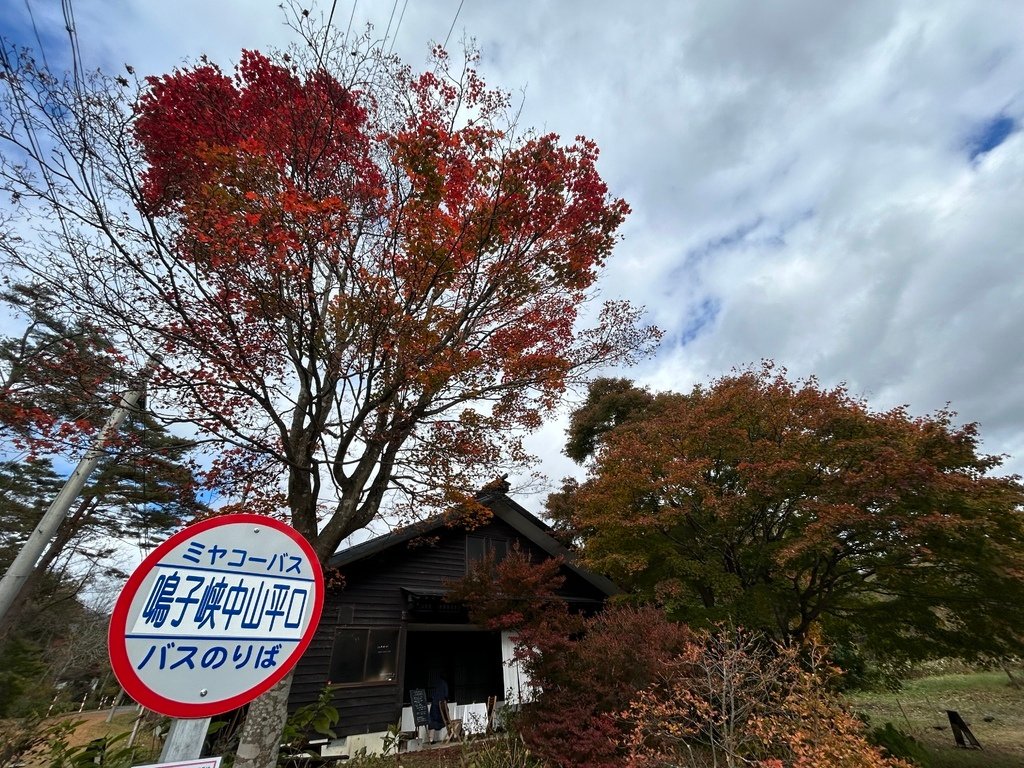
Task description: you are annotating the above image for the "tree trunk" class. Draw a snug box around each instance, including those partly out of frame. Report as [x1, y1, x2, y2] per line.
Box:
[234, 672, 295, 768]
[999, 659, 1022, 689]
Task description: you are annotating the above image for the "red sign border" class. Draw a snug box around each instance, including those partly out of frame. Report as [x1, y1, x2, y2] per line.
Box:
[108, 514, 324, 718]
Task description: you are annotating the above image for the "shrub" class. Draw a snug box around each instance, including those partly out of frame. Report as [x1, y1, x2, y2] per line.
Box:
[450, 551, 692, 767]
[517, 605, 692, 768]
[869, 723, 932, 767]
[624, 628, 913, 768]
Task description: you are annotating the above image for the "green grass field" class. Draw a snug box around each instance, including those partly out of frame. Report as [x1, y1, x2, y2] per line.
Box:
[852, 672, 1024, 767]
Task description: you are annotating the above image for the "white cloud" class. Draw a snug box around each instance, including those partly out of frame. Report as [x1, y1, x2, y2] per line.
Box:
[4, 0, 1024, 489]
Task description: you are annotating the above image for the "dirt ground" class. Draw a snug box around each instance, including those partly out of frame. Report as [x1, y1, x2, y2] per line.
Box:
[2, 707, 165, 767]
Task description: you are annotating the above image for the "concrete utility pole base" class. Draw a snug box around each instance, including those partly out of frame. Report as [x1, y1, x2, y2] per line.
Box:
[0, 357, 158, 625]
[160, 717, 212, 761]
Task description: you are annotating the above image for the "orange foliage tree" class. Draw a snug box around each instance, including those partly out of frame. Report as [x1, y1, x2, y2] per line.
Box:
[0, 12, 658, 765]
[549, 364, 1024, 664]
[625, 628, 911, 768]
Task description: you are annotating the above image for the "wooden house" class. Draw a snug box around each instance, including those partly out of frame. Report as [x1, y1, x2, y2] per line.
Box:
[287, 486, 617, 755]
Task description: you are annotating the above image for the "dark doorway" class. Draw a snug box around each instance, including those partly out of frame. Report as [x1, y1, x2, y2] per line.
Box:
[403, 629, 504, 705]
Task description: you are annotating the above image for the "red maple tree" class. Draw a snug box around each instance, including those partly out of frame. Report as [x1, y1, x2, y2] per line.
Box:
[0, 24, 658, 765]
[120, 46, 654, 553]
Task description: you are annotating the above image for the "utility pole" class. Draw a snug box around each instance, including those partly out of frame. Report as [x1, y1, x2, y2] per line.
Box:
[0, 361, 155, 625]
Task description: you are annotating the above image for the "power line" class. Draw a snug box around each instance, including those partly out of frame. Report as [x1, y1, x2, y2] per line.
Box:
[60, 0, 83, 94]
[341, 0, 358, 55]
[387, 0, 409, 55]
[443, 0, 466, 50]
[316, 0, 339, 69]
[381, 0, 399, 48]
[22, 0, 51, 72]
[0, 41, 77, 264]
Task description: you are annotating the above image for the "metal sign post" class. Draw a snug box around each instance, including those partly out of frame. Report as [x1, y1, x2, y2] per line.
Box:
[160, 718, 213, 761]
[108, 514, 324, 757]
[137, 757, 222, 768]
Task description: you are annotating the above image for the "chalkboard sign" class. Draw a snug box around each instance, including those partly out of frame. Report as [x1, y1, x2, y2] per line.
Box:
[410, 688, 429, 727]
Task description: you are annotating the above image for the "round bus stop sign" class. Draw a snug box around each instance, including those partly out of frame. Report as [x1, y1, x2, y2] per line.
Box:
[108, 514, 324, 718]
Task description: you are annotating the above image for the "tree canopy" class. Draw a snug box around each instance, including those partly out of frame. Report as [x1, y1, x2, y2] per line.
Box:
[0, 284, 117, 458]
[549, 365, 1024, 662]
[0, 285, 205, 709]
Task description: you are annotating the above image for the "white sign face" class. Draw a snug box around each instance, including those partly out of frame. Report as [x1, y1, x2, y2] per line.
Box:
[135, 759, 222, 768]
[109, 514, 324, 718]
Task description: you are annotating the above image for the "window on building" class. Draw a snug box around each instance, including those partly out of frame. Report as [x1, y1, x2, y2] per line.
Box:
[329, 627, 399, 685]
[466, 536, 509, 569]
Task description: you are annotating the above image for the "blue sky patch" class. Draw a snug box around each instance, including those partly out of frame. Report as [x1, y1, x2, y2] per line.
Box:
[965, 114, 1016, 162]
[682, 209, 814, 274]
[0, 3, 79, 75]
[685, 217, 765, 267]
[679, 297, 721, 346]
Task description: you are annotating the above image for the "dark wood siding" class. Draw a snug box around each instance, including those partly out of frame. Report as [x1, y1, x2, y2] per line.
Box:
[291, 525, 471, 735]
[290, 506, 613, 738]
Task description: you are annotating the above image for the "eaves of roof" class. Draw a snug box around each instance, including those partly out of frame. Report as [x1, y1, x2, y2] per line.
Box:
[326, 491, 619, 598]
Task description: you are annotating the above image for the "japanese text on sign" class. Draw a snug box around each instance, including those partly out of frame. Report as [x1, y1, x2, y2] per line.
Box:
[131, 568, 310, 638]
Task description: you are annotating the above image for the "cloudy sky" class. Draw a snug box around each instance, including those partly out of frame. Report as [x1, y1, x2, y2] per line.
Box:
[3, 0, 1024, 503]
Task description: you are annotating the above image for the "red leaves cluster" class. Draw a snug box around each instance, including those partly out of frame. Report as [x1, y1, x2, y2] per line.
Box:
[136, 50, 376, 215]
[446, 545, 572, 634]
[509, 602, 694, 768]
[126, 44, 656, 542]
[0, 319, 119, 459]
[133, 50, 627, 391]
[141, 54, 610, 333]
[450, 551, 688, 768]
[134, 50, 380, 379]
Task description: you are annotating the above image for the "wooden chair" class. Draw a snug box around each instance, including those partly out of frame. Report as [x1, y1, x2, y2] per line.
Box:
[440, 700, 463, 742]
[485, 695, 497, 734]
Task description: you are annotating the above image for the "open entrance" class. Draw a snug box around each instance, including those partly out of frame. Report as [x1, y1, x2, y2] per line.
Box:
[403, 628, 504, 706]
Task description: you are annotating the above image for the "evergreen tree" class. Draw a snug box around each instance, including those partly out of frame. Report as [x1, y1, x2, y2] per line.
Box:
[0, 285, 206, 640]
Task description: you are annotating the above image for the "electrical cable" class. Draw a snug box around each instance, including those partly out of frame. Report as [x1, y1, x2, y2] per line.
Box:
[381, 0, 399, 48]
[23, 0, 51, 72]
[61, 0, 83, 95]
[318, 0, 338, 69]
[443, 0, 465, 50]
[387, 0, 409, 55]
[341, 0, 358, 56]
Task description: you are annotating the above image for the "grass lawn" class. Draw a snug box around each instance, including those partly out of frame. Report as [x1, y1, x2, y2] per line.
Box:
[852, 672, 1024, 767]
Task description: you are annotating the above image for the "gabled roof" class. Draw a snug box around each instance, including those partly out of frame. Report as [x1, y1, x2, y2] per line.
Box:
[327, 490, 619, 597]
